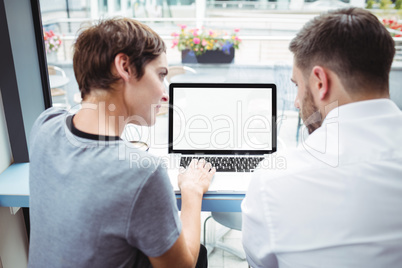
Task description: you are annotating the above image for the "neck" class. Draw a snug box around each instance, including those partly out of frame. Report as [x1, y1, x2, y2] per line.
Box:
[73, 92, 128, 137]
[321, 82, 389, 120]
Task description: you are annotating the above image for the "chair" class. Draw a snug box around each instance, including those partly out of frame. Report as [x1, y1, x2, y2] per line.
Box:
[121, 124, 150, 151]
[389, 67, 402, 110]
[164, 65, 197, 87]
[274, 63, 302, 144]
[203, 212, 246, 260]
[48, 65, 70, 109]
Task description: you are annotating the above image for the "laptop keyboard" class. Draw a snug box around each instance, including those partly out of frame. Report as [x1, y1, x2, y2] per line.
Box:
[180, 156, 264, 172]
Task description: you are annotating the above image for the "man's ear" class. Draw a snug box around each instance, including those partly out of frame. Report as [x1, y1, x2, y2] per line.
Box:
[114, 53, 132, 82]
[311, 66, 329, 100]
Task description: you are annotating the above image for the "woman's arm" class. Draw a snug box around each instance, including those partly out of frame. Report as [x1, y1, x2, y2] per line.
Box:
[149, 159, 215, 268]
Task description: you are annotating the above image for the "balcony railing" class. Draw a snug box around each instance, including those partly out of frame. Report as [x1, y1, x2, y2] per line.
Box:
[43, 17, 402, 64]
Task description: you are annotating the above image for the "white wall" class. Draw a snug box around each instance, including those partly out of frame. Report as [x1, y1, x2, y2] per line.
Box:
[0, 91, 28, 268]
[0, 208, 29, 268]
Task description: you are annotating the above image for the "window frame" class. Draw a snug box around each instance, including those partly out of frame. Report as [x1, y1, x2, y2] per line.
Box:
[0, 0, 51, 164]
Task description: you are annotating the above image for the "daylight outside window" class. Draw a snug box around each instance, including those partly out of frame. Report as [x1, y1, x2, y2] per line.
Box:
[39, 0, 402, 149]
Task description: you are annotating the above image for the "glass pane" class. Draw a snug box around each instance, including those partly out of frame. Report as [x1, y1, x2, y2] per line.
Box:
[38, 0, 377, 148]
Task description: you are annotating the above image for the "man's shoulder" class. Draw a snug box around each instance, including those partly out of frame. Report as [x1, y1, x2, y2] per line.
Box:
[255, 146, 324, 181]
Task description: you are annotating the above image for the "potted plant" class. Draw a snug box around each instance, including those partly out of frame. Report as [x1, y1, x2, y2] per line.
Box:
[382, 19, 402, 37]
[171, 25, 242, 64]
[43, 29, 62, 62]
[382, 19, 402, 61]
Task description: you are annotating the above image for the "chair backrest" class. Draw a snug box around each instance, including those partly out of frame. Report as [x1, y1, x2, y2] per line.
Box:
[164, 66, 197, 89]
[390, 68, 402, 110]
[166, 66, 197, 83]
[211, 212, 242, 231]
[47, 65, 70, 109]
[48, 65, 67, 77]
[122, 124, 144, 142]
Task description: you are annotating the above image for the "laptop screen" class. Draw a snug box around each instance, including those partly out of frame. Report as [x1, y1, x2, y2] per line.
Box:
[169, 83, 276, 155]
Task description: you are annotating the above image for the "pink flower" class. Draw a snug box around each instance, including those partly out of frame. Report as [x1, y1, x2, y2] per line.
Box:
[193, 29, 199, 37]
[171, 32, 179, 37]
[171, 39, 179, 48]
[180, 24, 187, 30]
[235, 36, 239, 41]
[209, 30, 214, 36]
[234, 28, 240, 33]
[193, 37, 200, 44]
[202, 39, 208, 46]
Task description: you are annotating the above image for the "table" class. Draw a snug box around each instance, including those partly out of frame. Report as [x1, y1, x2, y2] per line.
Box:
[0, 163, 244, 211]
[0, 117, 245, 212]
[170, 73, 226, 83]
[49, 75, 69, 88]
[1, 112, 246, 212]
[0, 163, 29, 208]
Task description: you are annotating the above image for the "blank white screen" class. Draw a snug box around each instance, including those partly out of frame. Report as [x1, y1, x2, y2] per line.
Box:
[172, 87, 273, 151]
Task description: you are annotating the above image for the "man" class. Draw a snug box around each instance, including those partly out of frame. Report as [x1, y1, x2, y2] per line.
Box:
[242, 7, 402, 268]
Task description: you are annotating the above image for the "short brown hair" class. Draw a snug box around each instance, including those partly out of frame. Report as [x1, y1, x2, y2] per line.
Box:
[73, 18, 166, 98]
[289, 8, 395, 94]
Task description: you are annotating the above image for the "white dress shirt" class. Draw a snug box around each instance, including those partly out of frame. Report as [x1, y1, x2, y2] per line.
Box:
[242, 99, 402, 268]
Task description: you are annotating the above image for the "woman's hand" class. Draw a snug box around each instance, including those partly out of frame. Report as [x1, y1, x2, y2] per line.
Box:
[178, 158, 216, 196]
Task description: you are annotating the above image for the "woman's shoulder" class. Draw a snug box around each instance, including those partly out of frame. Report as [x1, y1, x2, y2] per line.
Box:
[39, 107, 68, 121]
[33, 107, 69, 130]
[30, 107, 69, 142]
[115, 146, 168, 178]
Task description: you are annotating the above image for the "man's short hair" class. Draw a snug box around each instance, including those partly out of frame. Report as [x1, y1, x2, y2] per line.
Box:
[289, 8, 395, 94]
[73, 18, 166, 98]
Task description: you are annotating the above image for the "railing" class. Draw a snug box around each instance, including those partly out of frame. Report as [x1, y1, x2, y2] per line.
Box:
[395, 39, 402, 62]
[43, 17, 402, 64]
[53, 35, 295, 65]
[42, 16, 314, 34]
[207, 0, 278, 9]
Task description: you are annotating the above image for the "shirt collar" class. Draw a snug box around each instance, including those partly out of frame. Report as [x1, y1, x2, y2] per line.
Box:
[324, 98, 401, 124]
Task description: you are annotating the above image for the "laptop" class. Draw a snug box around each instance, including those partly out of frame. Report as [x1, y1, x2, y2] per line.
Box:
[167, 83, 277, 193]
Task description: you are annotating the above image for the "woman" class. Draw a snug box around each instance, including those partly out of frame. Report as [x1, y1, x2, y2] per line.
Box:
[28, 18, 215, 268]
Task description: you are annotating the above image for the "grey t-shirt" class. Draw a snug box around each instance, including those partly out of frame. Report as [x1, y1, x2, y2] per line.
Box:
[28, 108, 181, 268]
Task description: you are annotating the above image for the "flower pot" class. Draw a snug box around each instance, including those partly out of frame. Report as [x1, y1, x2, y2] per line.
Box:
[181, 47, 235, 64]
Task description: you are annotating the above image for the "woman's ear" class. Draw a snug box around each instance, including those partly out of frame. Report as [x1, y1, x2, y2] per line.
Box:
[114, 53, 132, 82]
[311, 66, 330, 101]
